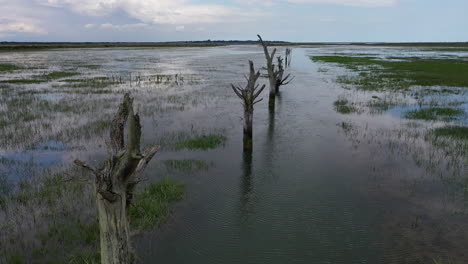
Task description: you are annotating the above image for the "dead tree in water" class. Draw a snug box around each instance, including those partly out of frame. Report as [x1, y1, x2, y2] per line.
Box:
[257, 34, 277, 112]
[74, 93, 159, 264]
[285, 48, 292, 68]
[274, 56, 294, 94]
[258, 35, 294, 111]
[231, 61, 265, 152]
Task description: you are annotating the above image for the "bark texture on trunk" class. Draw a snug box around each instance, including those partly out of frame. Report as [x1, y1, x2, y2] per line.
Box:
[75, 93, 159, 264]
[232, 61, 265, 152]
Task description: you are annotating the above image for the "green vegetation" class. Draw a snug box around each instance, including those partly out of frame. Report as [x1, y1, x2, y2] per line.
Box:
[312, 56, 468, 90]
[164, 159, 210, 171]
[0, 64, 22, 72]
[129, 178, 185, 230]
[404, 107, 464, 121]
[43, 71, 80, 79]
[60, 77, 113, 89]
[333, 99, 358, 114]
[173, 134, 226, 150]
[433, 126, 468, 140]
[0, 71, 80, 84]
[0, 79, 48, 84]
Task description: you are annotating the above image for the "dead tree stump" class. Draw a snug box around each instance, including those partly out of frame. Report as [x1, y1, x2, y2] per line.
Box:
[231, 61, 265, 152]
[74, 93, 159, 264]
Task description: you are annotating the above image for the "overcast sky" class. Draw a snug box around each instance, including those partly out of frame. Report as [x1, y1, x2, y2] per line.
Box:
[1, 0, 467, 42]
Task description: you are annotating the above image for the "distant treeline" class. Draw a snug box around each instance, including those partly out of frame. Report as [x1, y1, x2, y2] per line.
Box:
[1, 40, 467, 51]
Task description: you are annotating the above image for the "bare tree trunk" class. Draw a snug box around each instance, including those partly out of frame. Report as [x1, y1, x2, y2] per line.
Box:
[257, 35, 294, 112]
[232, 61, 265, 152]
[243, 108, 253, 151]
[75, 93, 159, 264]
[96, 191, 132, 263]
[257, 35, 277, 113]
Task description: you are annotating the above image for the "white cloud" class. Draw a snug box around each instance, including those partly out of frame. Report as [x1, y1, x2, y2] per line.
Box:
[0, 22, 45, 34]
[287, 0, 398, 7]
[99, 23, 149, 30]
[175, 25, 185, 32]
[0, 0, 47, 36]
[234, 0, 398, 7]
[35, 0, 266, 25]
[84, 23, 95, 29]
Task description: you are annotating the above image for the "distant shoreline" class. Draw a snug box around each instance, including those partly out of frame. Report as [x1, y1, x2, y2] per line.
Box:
[1, 41, 468, 51]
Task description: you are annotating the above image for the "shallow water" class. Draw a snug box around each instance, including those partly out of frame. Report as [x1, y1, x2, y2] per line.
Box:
[1, 45, 467, 263]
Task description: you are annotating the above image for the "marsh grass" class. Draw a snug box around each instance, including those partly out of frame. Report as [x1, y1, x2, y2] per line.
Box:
[59, 77, 113, 89]
[129, 178, 185, 230]
[0, 71, 80, 85]
[0, 168, 99, 264]
[173, 134, 227, 150]
[433, 126, 468, 140]
[0, 79, 48, 84]
[164, 159, 210, 171]
[312, 56, 468, 90]
[43, 71, 80, 79]
[404, 107, 464, 121]
[0, 64, 22, 72]
[333, 99, 359, 114]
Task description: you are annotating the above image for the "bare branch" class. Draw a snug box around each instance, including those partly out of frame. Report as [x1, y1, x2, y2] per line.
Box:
[253, 98, 264, 105]
[282, 76, 295, 85]
[231, 84, 243, 99]
[134, 145, 160, 176]
[74, 159, 99, 176]
[254, 84, 266, 99]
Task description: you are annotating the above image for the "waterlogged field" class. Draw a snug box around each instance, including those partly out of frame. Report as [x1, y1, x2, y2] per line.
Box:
[0, 45, 467, 263]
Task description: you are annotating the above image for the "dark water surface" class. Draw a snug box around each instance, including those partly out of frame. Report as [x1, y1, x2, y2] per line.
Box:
[1, 45, 467, 263]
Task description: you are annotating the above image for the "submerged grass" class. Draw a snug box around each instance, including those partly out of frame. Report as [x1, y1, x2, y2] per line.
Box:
[0, 64, 22, 72]
[164, 159, 210, 171]
[173, 134, 226, 150]
[433, 126, 468, 140]
[312, 56, 468, 90]
[404, 107, 464, 121]
[0, 79, 48, 84]
[333, 99, 358, 114]
[129, 178, 185, 230]
[0, 71, 80, 85]
[43, 71, 80, 79]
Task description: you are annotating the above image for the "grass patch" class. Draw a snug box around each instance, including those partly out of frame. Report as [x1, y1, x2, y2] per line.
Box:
[0, 79, 48, 84]
[81, 65, 101, 70]
[173, 134, 226, 150]
[0, 64, 22, 72]
[433, 126, 468, 140]
[312, 56, 468, 90]
[43, 71, 80, 79]
[164, 159, 210, 171]
[60, 77, 113, 89]
[333, 99, 358, 114]
[404, 107, 464, 121]
[129, 178, 185, 230]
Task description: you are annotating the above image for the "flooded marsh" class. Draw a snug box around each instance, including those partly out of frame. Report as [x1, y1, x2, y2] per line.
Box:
[0, 45, 467, 263]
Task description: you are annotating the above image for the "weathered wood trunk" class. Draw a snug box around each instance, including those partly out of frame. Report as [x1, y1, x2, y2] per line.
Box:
[232, 61, 265, 152]
[243, 107, 253, 151]
[96, 191, 132, 263]
[75, 93, 159, 264]
[257, 35, 278, 113]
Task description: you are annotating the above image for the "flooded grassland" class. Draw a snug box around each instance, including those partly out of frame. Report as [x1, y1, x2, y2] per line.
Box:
[0, 45, 467, 263]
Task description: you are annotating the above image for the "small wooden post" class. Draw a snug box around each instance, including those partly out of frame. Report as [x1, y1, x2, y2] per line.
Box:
[231, 61, 265, 152]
